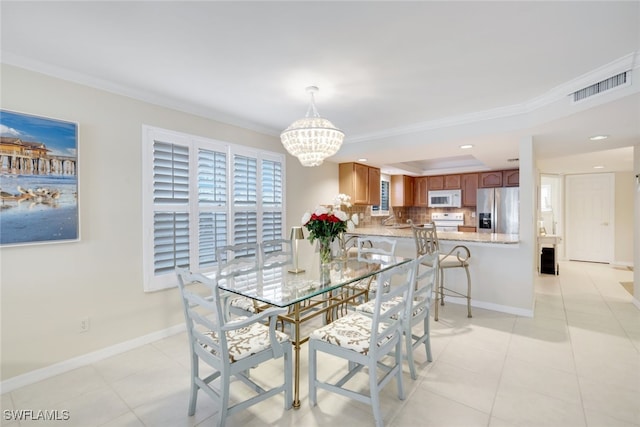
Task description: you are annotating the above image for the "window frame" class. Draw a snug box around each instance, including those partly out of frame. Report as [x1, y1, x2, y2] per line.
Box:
[142, 125, 286, 292]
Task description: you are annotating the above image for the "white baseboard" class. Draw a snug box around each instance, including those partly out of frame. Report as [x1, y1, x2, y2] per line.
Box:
[612, 260, 634, 268]
[440, 296, 534, 318]
[1, 324, 186, 395]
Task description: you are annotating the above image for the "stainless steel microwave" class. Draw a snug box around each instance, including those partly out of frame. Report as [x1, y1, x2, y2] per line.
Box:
[428, 189, 462, 208]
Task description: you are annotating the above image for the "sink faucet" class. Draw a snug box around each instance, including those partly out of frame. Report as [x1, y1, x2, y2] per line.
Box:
[382, 215, 396, 225]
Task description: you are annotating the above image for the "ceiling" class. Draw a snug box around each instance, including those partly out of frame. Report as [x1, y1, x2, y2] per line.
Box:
[1, 1, 639, 176]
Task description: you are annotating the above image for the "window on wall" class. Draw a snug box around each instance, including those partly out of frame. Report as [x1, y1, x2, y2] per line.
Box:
[142, 126, 285, 292]
[372, 178, 390, 215]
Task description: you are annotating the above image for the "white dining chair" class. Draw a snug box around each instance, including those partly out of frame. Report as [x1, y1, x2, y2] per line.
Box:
[260, 238, 293, 268]
[410, 221, 471, 320]
[175, 268, 292, 427]
[308, 259, 415, 427]
[343, 236, 397, 304]
[216, 242, 261, 317]
[356, 251, 438, 379]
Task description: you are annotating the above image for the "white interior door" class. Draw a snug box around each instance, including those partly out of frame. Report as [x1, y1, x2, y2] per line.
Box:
[565, 173, 614, 263]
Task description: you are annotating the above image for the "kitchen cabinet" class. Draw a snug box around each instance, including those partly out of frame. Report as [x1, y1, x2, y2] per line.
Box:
[461, 173, 478, 207]
[391, 175, 414, 207]
[503, 169, 519, 187]
[368, 167, 381, 206]
[339, 162, 380, 205]
[414, 176, 429, 206]
[479, 171, 503, 188]
[444, 174, 461, 189]
[428, 175, 444, 190]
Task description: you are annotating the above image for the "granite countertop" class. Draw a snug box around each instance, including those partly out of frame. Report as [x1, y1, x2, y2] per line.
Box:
[347, 226, 519, 244]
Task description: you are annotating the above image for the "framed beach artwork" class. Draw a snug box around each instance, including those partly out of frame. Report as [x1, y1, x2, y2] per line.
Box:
[0, 110, 79, 246]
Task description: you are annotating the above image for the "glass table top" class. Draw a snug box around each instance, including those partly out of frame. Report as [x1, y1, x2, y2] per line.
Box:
[212, 254, 410, 308]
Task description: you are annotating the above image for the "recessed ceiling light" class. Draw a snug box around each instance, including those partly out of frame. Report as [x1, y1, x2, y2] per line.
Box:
[358, 158, 368, 162]
[589, 135, 609, 141]
[593, 165, 605, 169]
[459, 144, 473, 149]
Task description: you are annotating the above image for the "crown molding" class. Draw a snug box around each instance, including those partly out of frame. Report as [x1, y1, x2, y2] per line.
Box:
[1, 51, 279, 137]
[346, 51, 640, 144]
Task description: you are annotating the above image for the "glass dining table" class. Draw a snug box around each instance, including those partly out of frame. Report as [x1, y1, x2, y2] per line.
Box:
[213, 253, 411, 409]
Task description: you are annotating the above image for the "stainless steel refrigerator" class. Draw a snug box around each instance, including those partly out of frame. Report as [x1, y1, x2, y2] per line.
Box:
[476, 187, 519, 234]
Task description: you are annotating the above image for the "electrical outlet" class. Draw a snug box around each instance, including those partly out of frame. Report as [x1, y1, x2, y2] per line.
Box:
[471, 212, 476, 218]
[79, 317, 90, 333]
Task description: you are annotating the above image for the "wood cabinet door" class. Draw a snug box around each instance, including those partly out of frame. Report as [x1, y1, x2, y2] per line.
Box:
[444, 174, 461, 189]
[428, 175, 444, 190]
[462, 173, 478, 206]
[403, 175, 414, 206]
[414, 176, 428, 206]
[353, 163, 370, 204]
[368, 167, 381, 206]
[479, 171, 503, 188]
[391, 175, 413, 206]
[503, 169, 519, 187]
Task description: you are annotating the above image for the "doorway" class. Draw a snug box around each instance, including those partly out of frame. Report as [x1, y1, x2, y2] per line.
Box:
[565, 173, 615, 263]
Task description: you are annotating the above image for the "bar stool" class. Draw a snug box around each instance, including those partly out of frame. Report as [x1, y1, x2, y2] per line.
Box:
[409, 221, 472, 320]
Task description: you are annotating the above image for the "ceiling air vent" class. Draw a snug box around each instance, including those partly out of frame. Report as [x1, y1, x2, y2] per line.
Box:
[572, 71, 629, 102]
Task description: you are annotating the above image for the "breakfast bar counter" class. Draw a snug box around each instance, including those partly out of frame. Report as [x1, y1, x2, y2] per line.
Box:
[345, 226, 531, 317]
[347, 226, 519, 245]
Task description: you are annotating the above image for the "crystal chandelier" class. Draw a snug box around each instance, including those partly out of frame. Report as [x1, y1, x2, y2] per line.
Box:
[280, 86, 345, 167]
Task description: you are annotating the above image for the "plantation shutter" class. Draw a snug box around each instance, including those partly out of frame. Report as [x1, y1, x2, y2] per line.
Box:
[198, 148, 227, 268]
[143, 125, 286, 292]
[152, 141, 190, 274]
[233, 154, 257, 246]
[262, 158, 283, 240]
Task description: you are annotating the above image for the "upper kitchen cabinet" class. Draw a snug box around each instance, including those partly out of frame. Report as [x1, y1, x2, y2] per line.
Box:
[390, 175, 414, 207]
[444, 174, 461, 189]
[414, 176, 429, 206]
[339, 162, 381, 205]
[461, 173, 478, 206]
[479, 171, 503, 188]
[503, 169, 519, 187]
[429, 174, 460, 190]
[428, 175, 444, 190]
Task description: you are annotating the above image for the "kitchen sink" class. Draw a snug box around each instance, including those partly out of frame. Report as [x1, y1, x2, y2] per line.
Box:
[384, 224, 411, 229]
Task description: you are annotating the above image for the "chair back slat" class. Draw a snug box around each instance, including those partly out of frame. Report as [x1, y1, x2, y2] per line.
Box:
[216, 243, 260, 277]
[357, 236, 397, 261]
[260, 238, 293, 267]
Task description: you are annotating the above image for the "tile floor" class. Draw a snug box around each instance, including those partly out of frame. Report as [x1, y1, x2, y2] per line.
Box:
[1, 261, 638, 427]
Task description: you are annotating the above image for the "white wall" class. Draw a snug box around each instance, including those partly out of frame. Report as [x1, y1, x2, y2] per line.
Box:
[615, 171, 635, 266]
[0, 64, 339, 381]
[634, 145, 640, 307]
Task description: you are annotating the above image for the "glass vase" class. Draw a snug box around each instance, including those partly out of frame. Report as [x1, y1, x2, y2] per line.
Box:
[318, 237, 332, 285]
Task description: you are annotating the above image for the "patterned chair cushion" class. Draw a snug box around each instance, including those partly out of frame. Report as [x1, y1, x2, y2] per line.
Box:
[356, 296, 426, 318]
[229, 296, 258, 313]
[345, 278, 389, 293]
[203, 319, 289, 363]
[310, 313, 393, 355]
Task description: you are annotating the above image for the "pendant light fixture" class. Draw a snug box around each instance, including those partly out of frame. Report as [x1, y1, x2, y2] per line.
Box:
[280, 86, 345, 167]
